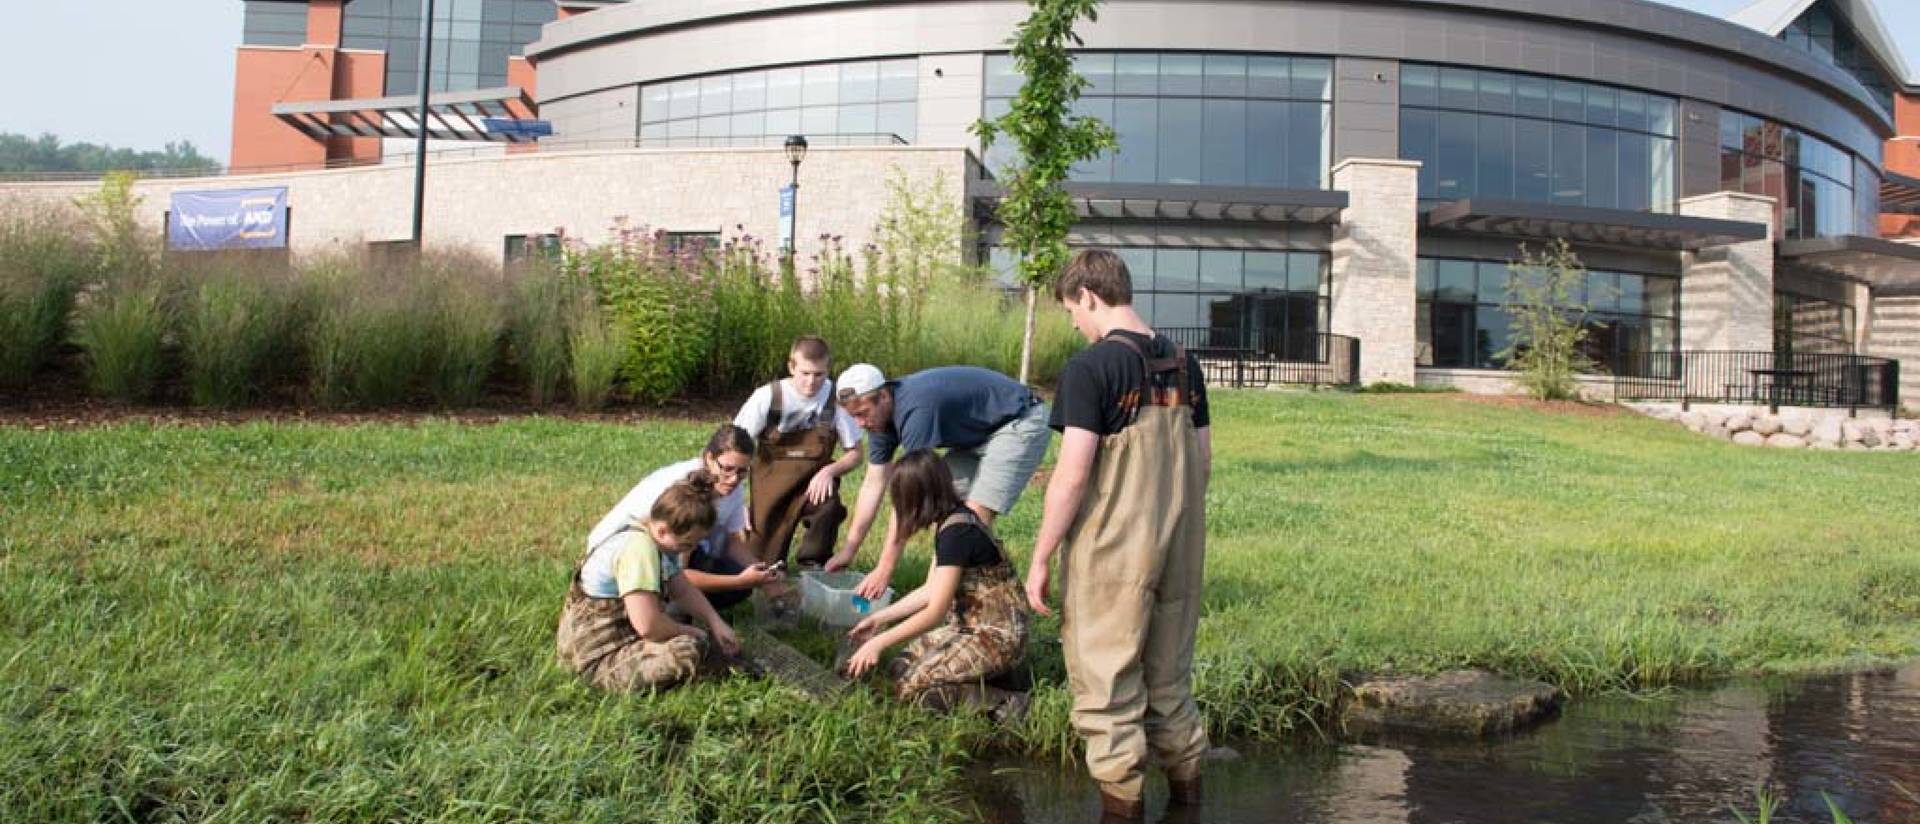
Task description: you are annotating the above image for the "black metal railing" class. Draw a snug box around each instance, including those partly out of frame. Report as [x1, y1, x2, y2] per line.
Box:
[1613, 350, 1900, 413]
[1158, 327, 1361, 389]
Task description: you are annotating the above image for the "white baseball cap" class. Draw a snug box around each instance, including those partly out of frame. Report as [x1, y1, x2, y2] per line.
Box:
[836, 364, 887, 401]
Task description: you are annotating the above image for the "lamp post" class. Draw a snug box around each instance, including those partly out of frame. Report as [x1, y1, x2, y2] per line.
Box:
[410, 0, 437, 249]
[784, 134, 809, 268]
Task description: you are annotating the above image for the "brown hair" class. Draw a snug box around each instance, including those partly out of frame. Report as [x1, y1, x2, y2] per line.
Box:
[789, 335, 831, 364]
[887, 449, 967, 536]
[650, 471, 718, 542]
[1054, 249, 1133, 307]
[703, 424, 754, 459]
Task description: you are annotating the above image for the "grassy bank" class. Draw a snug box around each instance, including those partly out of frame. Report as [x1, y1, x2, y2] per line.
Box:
[3, 392, 1918, 821]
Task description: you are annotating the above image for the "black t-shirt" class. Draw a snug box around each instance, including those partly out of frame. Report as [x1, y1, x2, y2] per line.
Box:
[933, 518, 1004, 568]
[1048, 330, 1210, 437]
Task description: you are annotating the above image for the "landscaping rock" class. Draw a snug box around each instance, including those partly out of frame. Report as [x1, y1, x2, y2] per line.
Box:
[1343, 670, 1563, 738]
[1782, 414, 1812, 437]
[1894, 434, 1916, 451]
[1842, 420, 1870, 444]
[1705, 410, 1731, 430]
[1766, 433, 1806, 449]
[1893, 420, 1919, 438]
[1812, 417, 1844, 447]
[1732, 431, 1767, 447]
[1723, 411, 1751, 432]
[1682, 411, 1708, 432]
[1705, 424, 1731, 441]
[1752, 415, 1782, 436]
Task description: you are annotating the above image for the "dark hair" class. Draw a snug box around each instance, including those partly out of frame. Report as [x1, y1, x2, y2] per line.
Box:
[651, 471, 718, 541]
[790, 335, 831, 364]
[1054, 249, 1133, 307]
[887, 449, 966, 536]
[704, 424, 754, 459]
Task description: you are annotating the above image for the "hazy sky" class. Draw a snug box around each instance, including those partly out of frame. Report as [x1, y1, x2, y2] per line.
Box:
[0, 0, 1912, 165]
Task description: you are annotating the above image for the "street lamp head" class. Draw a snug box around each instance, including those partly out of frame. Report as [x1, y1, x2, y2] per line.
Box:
[785, 134, 809, 167]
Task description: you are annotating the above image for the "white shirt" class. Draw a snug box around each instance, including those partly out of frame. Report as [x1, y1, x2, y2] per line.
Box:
[732, 378, 863, 450]
[586, 458, 749, 554]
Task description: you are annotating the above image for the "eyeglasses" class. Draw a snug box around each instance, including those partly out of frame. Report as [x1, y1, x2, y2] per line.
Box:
[712, 461, 750, 478]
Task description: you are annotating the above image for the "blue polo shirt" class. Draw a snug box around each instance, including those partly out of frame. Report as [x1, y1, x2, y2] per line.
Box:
[866, 366, 1038, 465]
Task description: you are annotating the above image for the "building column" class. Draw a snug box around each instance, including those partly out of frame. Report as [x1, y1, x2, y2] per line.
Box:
[1866, 293, 1920, 410]
[1678, 192, 1775, 351]
[1330, 158, 1421, 385]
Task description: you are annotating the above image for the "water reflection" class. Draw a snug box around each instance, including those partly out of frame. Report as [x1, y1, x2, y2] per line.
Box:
[973, 663, 1919, 823]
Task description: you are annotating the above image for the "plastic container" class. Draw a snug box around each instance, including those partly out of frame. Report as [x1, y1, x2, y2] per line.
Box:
[800, 570, 895, 627]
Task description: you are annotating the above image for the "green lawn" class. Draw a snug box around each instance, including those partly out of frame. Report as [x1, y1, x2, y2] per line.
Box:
[3, 392, 1917, 822]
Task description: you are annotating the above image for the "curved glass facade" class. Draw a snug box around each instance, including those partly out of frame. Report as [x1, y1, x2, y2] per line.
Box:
[639, 59, 919, 146]
[341, 0, 556, 96]
[984, 53, 1333, 189]
[1416, 258, 1679, 373]
[1718, 110, 1861, 240]
[1399, 65, 1678, 213]
[1779, 0, 1895, 115]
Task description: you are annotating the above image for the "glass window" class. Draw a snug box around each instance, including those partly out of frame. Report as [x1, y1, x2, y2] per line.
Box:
[1116, 53, 1158, 95]
[1401, 64, 1437, 107]
[838, 103, 878, 135]
[1200, 251, 1242, 290]
[765, 108, 801, 139]
[767, 68, 804, 109]
[1071, 97, 1115, 181]
[1161, 54, 1204, 95]
[1202, 99, 1248, 185]
[1251, 57, 1292, 99]
[1250, 101, 1289, 188]
[1552, 81, 1584, 121]
[732, 72, 768, 112]
[1155, 249, 1199, 292]
[1247, 252, 1288, 291]
[1077, 53, 1114, 95]
[1436, 260, 1475, 303]
[1550, 122, 1585, 206]
[1158, 99, 1203, 185]
[1478, 72, 1514, 115]
[879, 59, 919, 101]
[1439, 68, 1477, 110]
[1288, 253, 1322, 293]
[1286, 101, 1327, 189]
[642, 85, 672, 123]
[840, 61, 879, 104]
[669, 80, 700, 120]
[1437, 111, 1476, 200]
[803, 64, 840, 106]
[985, 54, 1021, 97]
[1476, 114, 1514, 199]
[1515, 76, 1552, 118]
[1113, 98, 1158, 183]
[1584, 86, 1615, 127]
[1402, 109, 1439, 198]
[1585, 127, 1617, 209]
[801, 105, 838, 136]
[1292, 59, 1330, 101]
[877, 101, 916, 143]
[699, 75, 732, 116]
[1204, 54, 1248, 97]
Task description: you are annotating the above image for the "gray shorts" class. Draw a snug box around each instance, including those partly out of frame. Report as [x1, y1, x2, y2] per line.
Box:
[944, 401, 1052, 516]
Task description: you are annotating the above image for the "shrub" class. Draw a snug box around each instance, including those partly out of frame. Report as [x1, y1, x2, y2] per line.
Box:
[74, 273, 171, 403]
[567, 224, 715, 405]
[508, 264, 578, 406]
[0, 210, 91, 389]
[568, 298, 626, 410]
[1501, 239, 1598, 402]
[303, 258, 428, 408]
[179, 259, 296, 407]
[417, 258, 504, 408]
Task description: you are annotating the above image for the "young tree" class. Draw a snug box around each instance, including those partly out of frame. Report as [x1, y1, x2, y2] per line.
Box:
[1499, 239, 1601, 401]
[973, 0, 1116, 384]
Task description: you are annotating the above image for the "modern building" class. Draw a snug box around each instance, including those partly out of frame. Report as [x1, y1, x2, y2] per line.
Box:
[13, 0, 1920, 402]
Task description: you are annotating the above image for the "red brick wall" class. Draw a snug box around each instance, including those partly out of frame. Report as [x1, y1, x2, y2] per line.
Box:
[230, 47, 334, 171]
[1883, 92, 1920, 239]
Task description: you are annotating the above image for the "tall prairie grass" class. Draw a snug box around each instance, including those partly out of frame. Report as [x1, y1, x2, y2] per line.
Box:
[74, 272, 171, 403]
[179, 257, 298, 407]
[0, 213, 91, 390]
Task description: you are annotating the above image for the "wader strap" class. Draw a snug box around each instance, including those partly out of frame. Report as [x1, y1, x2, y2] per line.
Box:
[575, 523, 639, 581]
[1103, 333, 1193, 419]
[765, 380, 785, 435]
[940, 508, 1008, 557]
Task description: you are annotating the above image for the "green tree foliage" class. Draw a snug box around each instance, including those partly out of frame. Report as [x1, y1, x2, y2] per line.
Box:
[973, 0, 1115, 383]
[0, 132, 218, 175]
[1499, 239, 1599, 402]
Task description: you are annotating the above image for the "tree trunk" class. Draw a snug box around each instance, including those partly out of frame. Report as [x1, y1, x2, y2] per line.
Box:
[1019, 285, 1038, 385]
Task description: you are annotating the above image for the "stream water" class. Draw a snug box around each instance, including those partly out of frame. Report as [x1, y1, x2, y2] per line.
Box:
[970, 663, 1920, 823]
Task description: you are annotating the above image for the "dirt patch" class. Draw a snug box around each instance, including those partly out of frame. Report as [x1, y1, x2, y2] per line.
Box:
[1433, 393, 1631, 419]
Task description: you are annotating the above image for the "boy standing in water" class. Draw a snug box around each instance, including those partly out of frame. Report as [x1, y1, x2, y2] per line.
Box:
[1025, 250, 1212, 821]
[732, 336, 864, 566]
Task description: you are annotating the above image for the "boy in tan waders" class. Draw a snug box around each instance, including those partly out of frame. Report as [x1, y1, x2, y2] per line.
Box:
[731, 336, 863, 567]
[1025, 249, 1212, 822]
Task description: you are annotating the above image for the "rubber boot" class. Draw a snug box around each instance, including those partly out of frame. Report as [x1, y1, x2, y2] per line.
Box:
[1167, 775, 1202, 807]
[1098, 787, 1144, 822]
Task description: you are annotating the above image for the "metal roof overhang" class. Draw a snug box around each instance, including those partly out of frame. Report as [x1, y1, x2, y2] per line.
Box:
[1880, 172, 1920, 216]
[970, 182, 1348, 225]
[1425, 198, 1769, 250]
[1779, 235, 1920, 296]
[271, 86, 540, 144]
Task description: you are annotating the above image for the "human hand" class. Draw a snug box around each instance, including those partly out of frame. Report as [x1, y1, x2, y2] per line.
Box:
[1025, 558, 1053, 617]
[848, 616, 878, 642]
[738, 564, 782, 588]
[683, 624, 710, 646]
[805, 469, 836, 506]
[854, 564, 892, 600]
[709, 622, 739, 657]
[824, 549, 856, 573]
[843, 638, 886, 678]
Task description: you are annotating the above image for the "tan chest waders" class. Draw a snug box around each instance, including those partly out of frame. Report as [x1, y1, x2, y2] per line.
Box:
[1057, 334, 1210, 801]
[746, 381, 848, 565]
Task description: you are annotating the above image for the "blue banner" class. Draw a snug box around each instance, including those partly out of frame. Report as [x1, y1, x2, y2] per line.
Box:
[168, 187, 288, 251]
[779, 184, 795, 251]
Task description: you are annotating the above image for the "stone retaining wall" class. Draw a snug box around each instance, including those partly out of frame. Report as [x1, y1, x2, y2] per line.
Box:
[1628, 403, 1918, 451]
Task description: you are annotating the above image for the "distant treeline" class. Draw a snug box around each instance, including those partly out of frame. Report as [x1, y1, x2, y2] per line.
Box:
[0, 132, 219, 174]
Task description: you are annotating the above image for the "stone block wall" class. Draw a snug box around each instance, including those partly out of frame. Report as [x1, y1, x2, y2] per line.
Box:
[1866, 295, 1920, 411]
[1330, 158, 1420, 386]
[1678, 191, 1775, 352]
[0, 147, 972, 268]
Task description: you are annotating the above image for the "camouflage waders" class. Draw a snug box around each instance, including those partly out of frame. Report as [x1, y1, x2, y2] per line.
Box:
[1058, 336, 1209, 803]
[555, 530, 706, 692]
[747, 381, 847, 566]
[889, 510, 1031, 710]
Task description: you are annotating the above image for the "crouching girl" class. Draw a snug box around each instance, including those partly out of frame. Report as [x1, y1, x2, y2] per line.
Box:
[557, 473, 741, 692]
[843, 449, 1030, 717]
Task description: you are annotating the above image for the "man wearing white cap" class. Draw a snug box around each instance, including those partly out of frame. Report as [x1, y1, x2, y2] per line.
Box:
[824, 363, 1051, 599]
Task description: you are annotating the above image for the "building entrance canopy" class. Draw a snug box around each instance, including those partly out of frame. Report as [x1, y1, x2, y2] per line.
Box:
[1425, 199, 1769, 251]
[271, 87, 541, 144]
[1881, 173, 1920, 216]
[1780, 235, 1920, 297]
[969, 181, 1348, 225]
